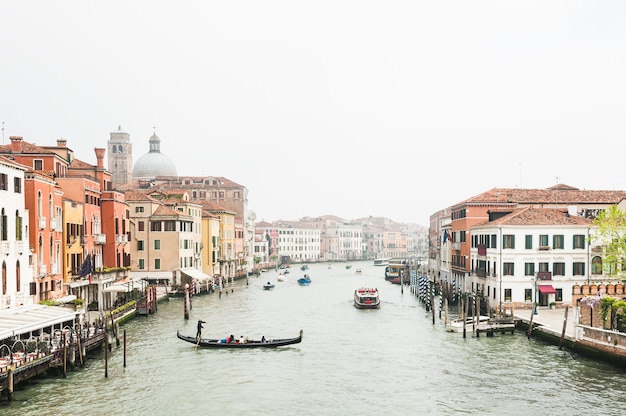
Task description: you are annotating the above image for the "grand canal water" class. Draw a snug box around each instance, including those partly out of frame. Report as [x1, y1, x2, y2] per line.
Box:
[2, 261, 624, 415]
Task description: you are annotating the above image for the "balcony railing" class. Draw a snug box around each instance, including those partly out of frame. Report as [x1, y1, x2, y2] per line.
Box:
[38, 216, 47, 230]
[116, 234, 128, 244]
[94, 234, 106, 245]
[538, 246, 551, 251]
[50, 218, 57, 230]
[39, 264, 47, 276]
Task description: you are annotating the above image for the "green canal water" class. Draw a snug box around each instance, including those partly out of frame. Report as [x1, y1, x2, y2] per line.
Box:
[1, 261, 624, 415]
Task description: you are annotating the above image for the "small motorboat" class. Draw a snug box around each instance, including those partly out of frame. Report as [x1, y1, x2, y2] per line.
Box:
[300, 264, 309, 271]
[297, 275, 311, 286]
[277, 273, 285, 282]
[263, 281, 275, 290]
[445, 315, 491, 332]
[355, 268, 362, 274]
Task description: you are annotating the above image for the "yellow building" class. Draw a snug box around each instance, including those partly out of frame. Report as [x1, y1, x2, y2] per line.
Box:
[200, 201, 236, 279]
[63, 199, 87, 296]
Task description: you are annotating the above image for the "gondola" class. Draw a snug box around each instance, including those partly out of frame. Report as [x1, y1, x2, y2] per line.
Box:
[176, 330, 303, 348]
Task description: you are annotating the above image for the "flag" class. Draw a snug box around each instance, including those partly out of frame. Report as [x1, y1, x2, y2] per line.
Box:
[443, 230, 449, 244]
[80, 254, 93, 284]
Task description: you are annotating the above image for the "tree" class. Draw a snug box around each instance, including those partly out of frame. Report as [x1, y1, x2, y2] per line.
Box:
[590, 205, 626, 278]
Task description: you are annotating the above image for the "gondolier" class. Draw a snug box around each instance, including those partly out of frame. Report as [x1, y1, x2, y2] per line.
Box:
[196, 319, 206, 339]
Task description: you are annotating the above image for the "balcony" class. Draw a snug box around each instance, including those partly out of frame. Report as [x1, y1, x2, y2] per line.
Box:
[538, 246, 551, 251]
[116, 234, 128, 244]
[94, 234, 106, 245]
[50, 218, 57, 230]
[38, 216, 47, 230]
[39, 264, 47, 277]
[51, 264, 59, 275]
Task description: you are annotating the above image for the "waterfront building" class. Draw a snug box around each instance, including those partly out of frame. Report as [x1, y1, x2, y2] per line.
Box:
[252, 228, 270, 267]
[429, 184, 626, 307]
[199, 201, 237, 279]
[469, 207, 595, 313]
[321, 222, 362, 261]
[0, 137, 66, 303]
[0, 156, 33, 308]
[271, 221, 322, 263]
[126, 190, 210, 288]
[200, 208, 220, 276]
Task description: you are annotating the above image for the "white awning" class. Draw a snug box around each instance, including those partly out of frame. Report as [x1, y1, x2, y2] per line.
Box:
[0, 304, 79, 340]
[103, 283, 134, 293]
[180, 268, 214, 283]
[129, 271, 173, 282]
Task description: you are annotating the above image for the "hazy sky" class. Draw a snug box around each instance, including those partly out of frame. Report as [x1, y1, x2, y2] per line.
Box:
[2, 1, 625, 226]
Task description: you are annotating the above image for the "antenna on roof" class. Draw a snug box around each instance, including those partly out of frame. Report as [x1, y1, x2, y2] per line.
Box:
[1, 121, 4, 145]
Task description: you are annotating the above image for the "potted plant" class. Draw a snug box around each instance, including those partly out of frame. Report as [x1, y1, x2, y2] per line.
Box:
[549, 301, 557, 309]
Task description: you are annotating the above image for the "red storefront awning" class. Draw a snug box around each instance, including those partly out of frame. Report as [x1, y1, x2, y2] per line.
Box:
[538, 285, 556, 294]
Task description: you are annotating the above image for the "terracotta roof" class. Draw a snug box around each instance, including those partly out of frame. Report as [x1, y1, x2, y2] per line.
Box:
[152, 204, 188, 217]
[69, 158, 94, 169]
[0, 141, 56, 155]
[459, 185, 626, 206]
[474, 207, 593, 227]
[124, 190, 154, 202]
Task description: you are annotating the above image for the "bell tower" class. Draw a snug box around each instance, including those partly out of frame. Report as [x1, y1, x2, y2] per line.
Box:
[108, 125, 133, 188]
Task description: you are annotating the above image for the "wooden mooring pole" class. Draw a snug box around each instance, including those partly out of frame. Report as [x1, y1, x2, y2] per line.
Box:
[559, 306, 569, 350]
[105, 329, 109, 378]
[527, 308, 535, 339]
[123, 329, 127, 368]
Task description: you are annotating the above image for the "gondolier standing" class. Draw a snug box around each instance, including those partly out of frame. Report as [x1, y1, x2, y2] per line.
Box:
[196, 319, 206, 340]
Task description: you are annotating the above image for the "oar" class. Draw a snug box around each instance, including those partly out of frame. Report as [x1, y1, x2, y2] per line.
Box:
[195, 335, 201, 349]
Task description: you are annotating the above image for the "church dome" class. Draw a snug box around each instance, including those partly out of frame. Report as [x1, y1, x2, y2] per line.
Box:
[132, 133, 178, 179]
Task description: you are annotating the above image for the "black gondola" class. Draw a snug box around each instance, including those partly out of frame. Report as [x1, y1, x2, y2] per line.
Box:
[177, 330, 303, 348]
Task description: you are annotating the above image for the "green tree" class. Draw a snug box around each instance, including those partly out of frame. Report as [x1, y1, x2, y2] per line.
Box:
[591, 205, 626, 278]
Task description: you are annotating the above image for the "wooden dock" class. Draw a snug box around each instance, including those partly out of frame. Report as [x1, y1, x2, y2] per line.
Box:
[476, 318, 516, 337]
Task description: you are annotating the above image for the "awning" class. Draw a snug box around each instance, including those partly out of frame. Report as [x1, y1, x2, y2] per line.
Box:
[129, 271, 173, 282]
[103, 283, 134, 293]
[180, 268, 214, 284]
[538, 285, 557, 294]
[0, 304, 79, 340]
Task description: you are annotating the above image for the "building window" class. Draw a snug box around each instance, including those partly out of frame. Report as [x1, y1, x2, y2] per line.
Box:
[154, 258, 161, 270]
[1, 209, 7, 241]
[525, 288, 532, 302]
[504, 288, 512, 302]
[137, 240, 145, 251]
[0, 173, 7, 191]
[491, 234, 497, 249]
[573, 262, 585, 276]
[503, 262, 514, 276]
[556, 288, 563, 302]
[553, 235, 564, 249]
[503, 235, 515, 249]
[135, 206, 144, 213]
[138, 221, 145, 231]
[34, 159, 43, 170]
[591, 256, 602, 274]
[538, 262, 549, 272]
[573, 235, 585, 249]
[553, 262, 565, 276]
[525, 235, 532, 249]
[138, 259, 145, 270]
[524, 263, 535, 276]
[151, 221, 162, 231]
[539, 234, 548, 248]
[154, 240, 160, 250]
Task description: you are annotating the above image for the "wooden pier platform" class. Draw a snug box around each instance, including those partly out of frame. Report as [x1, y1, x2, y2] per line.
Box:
[476, 318, 516, 337]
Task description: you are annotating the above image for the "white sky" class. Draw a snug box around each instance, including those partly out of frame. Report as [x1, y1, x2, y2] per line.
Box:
[2, 1, 625, 226]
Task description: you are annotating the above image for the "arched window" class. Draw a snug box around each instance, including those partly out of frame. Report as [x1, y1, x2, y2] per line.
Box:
[16, 260, 20, 292]
[49, 193, 53, 221]
[38, 235, 43, 269]
[1, 208, 6, 241]
[16, 210, 22, 240]
[118, 144, 123, 153]
[591, 256, 603, 275]
[37, 191, 43, 217]
[112, 146, 117, 154]
[2, 261, 6, 295]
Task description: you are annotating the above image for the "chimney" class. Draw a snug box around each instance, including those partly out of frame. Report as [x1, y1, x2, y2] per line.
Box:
[94, 147, 106, 168]
[10, 136, 23, 153]
[57, 139, 67, 147]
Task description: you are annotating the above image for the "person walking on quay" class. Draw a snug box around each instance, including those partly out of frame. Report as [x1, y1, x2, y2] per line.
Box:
[196, 319, 206, 340]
